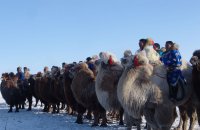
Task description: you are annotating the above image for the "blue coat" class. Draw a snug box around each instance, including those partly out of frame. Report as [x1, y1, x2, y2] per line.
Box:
[161, 50, 185, 86]
[16, 72, 25, 81]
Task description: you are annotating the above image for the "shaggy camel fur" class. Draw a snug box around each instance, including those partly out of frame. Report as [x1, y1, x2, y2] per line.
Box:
[34, 67, 61, 113]
[177, 97, 197, 130]
[190, 49, 200, 126]
[152, 56, 195, 130]
[118, 52, 193, 130]
[62, 64, 77, 115]
[71, 63, 107, 126]
[95, 52, 124, 125]
[1, 73, 23, 112]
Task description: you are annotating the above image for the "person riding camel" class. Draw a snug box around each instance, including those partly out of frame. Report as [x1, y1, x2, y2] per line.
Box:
[161, 41, 186, 101]
[24, 67, 30, 80]
[43, 66, 50, 77]
[135, 38, 160, 66]
[135, 39, 147, 55]
[153, 43, 164, 56]
[16, 67, 25, 81]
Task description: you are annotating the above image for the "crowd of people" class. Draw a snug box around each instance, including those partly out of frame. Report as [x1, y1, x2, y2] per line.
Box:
[133, 38, 185, 101]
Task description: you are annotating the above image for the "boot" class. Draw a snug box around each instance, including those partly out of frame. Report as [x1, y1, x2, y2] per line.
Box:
[172, 86, 178, 100]
[168, 85, 174, 100]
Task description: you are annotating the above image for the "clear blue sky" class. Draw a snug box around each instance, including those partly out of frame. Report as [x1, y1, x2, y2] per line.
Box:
[0, 0, 200, 74]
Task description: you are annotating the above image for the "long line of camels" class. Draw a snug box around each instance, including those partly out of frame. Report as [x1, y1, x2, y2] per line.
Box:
[1, 48, 200, 130]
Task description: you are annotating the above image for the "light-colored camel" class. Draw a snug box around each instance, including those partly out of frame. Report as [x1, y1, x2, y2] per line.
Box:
[117, 52, 193, 130]
[95, 52, 124, 125]
[153, 59, 197, 130]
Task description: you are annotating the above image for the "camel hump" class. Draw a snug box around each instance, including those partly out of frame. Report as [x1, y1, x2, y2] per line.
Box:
[110, 63, 123, 71]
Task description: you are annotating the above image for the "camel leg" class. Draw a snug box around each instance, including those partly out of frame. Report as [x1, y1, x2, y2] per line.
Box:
[8, 105, 13, 113]
[75, 104, 86, 124]
[34, 98, 39, 107]
[86, 109, 92, 120]
[27, 96, 32, 111]
[160, 127, 171, 130]
[177, 107, 183, 130]
[18, 104, 21, 109]
[52, 104, 57, 114]
[21, 103, 25, 109]
[182, 113, 189, 130]
[188, 107, 197, 130]
[56, 103, 60, 113]
[15, 104, 19, 112]
[43, 103, 49, 112]
[196, 106, 200, 127]
[60, 103, 65, 110]
[135, 118, 141, 130]
[119, 108, 124, 125]
[40, 101, 43, 107]
[100, 110, 107, 127]
[76, 113, 83, 124]
[91, 110, 99, 127]
[178, 106, 188, 130]
[68, 106, 73, 115]
[147, 124, 152, 130]
[177, 116, 183, 130]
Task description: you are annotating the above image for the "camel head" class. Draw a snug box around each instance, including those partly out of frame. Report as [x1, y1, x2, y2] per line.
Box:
[133, 51, 149, 67]
[121, 50, 135, 68]
[51, 66, 61, 78]
[190, 50, 200, 71]
[64, 63, 75, 72]
[36, 72, 42, 77]
[69, 62, 88, 78]
[1, 73, 9, 81]
[132, 52, 154, 81]
[9, 72, 15, 79]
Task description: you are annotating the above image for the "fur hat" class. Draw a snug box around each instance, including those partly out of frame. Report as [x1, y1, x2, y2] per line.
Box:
[146, 38, 154, 45]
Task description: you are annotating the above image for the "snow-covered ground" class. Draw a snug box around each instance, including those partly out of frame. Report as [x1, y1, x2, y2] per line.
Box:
[0, 94, 199, 130]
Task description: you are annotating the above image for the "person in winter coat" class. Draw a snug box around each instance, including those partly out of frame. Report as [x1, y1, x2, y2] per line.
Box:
[161, 41, 185, 101]
[16, 67, 25, 81]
